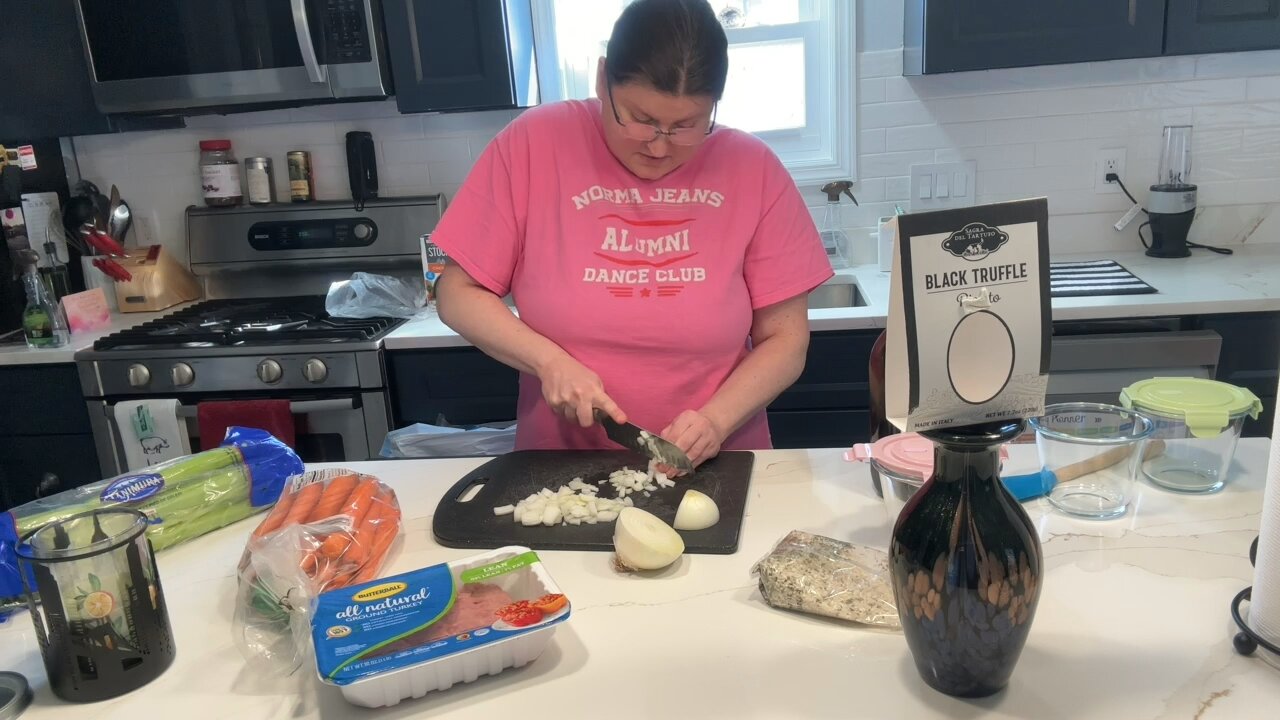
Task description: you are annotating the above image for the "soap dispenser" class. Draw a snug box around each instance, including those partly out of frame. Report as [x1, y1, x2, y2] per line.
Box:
[819, 181, 858, 269]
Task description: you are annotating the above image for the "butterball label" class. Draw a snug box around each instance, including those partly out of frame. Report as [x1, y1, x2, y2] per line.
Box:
[100, 473, 165, 504]
[941, 222, 1010, 261]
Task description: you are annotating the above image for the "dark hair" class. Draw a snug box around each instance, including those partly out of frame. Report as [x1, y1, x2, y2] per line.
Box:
[606, 0, 729, 100]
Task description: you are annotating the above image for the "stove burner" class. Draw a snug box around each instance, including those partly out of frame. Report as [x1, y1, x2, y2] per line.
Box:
[93, 296, 402, 351]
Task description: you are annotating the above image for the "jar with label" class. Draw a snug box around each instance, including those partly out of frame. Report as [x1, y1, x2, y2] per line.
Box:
[244, 157, 276, 205]
[199, 139, 242, 206]
[287, 150, 314, 202]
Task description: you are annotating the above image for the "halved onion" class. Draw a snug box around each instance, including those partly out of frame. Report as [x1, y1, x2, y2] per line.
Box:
[672, 489, 720, 531]
[613, 507, 684, 571]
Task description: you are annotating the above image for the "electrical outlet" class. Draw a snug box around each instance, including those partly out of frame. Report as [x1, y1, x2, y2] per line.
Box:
[1094, 149, 1127, 194]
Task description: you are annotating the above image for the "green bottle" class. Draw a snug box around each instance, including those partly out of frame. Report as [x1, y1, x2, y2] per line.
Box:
[22, 256, 68, 349]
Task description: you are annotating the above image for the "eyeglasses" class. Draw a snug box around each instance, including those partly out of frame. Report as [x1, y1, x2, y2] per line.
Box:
[606, 81, 717, 147]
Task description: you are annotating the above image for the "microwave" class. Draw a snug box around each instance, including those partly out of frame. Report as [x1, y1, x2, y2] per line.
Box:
[74, 0, 391, 114]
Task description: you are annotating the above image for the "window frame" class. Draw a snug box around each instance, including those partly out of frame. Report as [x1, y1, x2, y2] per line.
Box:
[528, 0, 856, 184]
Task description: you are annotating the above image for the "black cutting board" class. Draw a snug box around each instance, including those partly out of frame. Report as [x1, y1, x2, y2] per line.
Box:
[432, 450, 754, 554]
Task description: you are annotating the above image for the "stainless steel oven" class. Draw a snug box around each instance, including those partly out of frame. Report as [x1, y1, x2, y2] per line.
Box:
[86, 393, 391, 478]
[74, 0, 390, 113]
[75, 196, 444, 476]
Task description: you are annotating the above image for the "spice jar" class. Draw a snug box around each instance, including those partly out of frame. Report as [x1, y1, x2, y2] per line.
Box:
[287, 150, 314, 202]
[199, 139, 242, 207]
[244, 157, 276, 205]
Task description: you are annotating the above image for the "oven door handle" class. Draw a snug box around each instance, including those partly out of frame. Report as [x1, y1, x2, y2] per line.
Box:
[291, 0, 329, 84]
[103, 399, 356, 419]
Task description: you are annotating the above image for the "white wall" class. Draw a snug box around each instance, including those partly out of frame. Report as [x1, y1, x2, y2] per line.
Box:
[71, 1, 1280, 267]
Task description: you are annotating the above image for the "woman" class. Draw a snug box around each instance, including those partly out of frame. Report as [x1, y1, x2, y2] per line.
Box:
[433, 0, 832, 468]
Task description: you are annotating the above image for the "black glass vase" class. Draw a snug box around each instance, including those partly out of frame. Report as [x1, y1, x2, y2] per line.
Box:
[889, 420, 1041, 698]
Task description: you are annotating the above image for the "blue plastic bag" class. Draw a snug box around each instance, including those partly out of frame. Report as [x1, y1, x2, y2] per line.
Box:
[1, 427, 303, 603]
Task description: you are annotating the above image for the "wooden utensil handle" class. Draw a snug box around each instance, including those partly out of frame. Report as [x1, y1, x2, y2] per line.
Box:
[1055, 439, 1165, 483]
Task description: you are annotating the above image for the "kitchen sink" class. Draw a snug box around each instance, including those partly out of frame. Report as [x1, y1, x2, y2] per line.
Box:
[808, 276, 867, 309]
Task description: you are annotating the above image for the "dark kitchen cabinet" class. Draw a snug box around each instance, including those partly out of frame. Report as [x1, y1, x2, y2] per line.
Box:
[1165, 0, 1280, 55]
[386, 330, 882, 452]
[1192, 312, 1280, 438]
[0, 364, 101, 512]
[382, 0, 538, 113]
[767, 330, 879, 449]
[0, 0, 113, 139]
[388, 347, 520, 427]
[904, 0, 1169, 75]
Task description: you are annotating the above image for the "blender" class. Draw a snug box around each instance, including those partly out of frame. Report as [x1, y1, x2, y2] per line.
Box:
[1146, 125, 1196, 258]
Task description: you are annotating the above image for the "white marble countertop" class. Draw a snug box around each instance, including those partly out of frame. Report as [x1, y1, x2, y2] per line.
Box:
[383, 244, 1280, 350]
[0, 304, 195, 367]
[3, 442, 1277, 718]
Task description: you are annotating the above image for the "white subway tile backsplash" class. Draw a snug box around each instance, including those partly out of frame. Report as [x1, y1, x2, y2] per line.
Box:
[858, 50, 902, 80]
[1243, 126, 1280, 152]
[859, 128, 887, 154]
[333, 115, 425, 143]
[1247, 76, 1280, 101]
[859, 149, 936, 178]
[934, 144, 1036, 171]
[426, 159, 474, 186]
[860, 100, 937, 129]
[1196, 50, 1280, 79]
[886, 122, 985, 151]
[859, 78, 887, 104]
[885, 176, 911, 201]
[982, 116, 1093, 144]
[1193, 102, 1280, 130]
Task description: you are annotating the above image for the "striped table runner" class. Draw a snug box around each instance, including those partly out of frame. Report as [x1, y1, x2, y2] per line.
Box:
[1049, 260, 1156, 297]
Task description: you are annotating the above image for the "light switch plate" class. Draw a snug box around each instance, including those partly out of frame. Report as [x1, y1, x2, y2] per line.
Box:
[909, 161, 977, 211]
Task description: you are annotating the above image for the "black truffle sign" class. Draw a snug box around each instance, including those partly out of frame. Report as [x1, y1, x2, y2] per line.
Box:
[941, 222, 1009, 261]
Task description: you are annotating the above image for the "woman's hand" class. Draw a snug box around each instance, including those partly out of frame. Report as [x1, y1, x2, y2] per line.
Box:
[538, 354, 625, 428]
[660, 409, 726, 472]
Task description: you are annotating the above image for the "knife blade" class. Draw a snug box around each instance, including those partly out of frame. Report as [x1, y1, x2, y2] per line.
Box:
[594, 409, 694, 472]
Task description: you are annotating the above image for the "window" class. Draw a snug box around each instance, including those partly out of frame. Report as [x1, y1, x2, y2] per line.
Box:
[530, 0, 855, 183]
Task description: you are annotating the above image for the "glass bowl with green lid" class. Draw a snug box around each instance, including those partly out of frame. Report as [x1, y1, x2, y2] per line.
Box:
[1120, 377, 1262, 493]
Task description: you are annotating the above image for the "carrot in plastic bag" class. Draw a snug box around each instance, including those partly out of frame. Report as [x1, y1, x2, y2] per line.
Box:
[342, 490, 391, 567]
[307, 473, 358, 522]
[352, 513, 401, 585]
[251, 485, 297, 539]
[316, 479, 379, 559]
[283, 482, 323, 528]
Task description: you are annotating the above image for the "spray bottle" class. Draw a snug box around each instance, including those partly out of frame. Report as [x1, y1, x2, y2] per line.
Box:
[819, 181, 857, 269]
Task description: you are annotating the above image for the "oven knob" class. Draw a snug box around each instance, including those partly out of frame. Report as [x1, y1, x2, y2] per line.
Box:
[257, 359, 283, 384]
[127, 363, 151, 388]
[171, 362, 195, 387]
[352, 222, 372, 240]
[302, 358, 329, 383]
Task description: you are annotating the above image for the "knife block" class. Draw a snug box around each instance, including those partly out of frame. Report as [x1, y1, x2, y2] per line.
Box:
[114, 245, 202, 312]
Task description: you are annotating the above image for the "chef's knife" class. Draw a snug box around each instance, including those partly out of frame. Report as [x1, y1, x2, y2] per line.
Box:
[594, 409, 694, 472]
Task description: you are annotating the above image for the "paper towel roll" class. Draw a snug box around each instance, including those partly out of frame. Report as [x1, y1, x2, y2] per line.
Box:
[1249, 400, 1280, 669]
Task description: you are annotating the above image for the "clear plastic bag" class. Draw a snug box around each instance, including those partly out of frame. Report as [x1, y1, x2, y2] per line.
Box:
[234, 468, 402, 675]
[325, 271, 425, 319]
[380, 421, 517, 458]
[752, 530, 901, 629]
[1, 427, 302, 605]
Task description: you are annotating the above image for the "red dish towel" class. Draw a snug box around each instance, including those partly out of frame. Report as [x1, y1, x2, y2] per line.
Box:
[197, 400, 296, 450]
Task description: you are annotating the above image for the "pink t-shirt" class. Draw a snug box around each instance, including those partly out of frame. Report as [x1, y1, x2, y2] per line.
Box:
[430, 99, 832, 451]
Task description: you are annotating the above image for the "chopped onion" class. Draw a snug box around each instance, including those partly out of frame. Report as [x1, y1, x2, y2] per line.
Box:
[613, 507, 684, 571]
[673, 489, 720, 531]
[496, 480, 628, 527]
